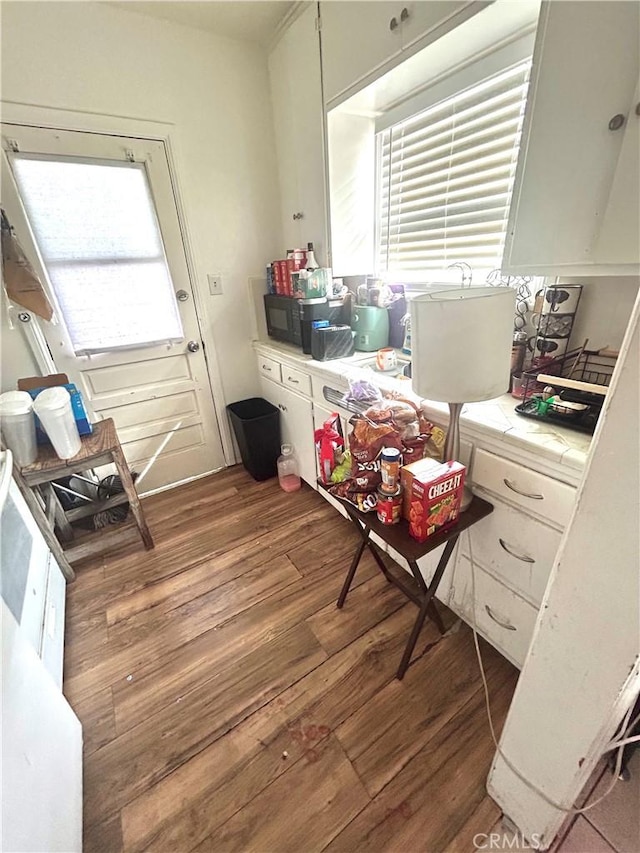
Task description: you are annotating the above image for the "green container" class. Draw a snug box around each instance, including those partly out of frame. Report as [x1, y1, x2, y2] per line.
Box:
[300, 268, 330, 300]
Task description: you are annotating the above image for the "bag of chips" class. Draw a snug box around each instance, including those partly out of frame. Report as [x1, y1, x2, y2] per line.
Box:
[329, 395, 434, 510]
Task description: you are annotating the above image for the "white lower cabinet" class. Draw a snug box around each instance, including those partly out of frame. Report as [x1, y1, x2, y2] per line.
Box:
[450, 556, 539, 669]
[461, 500, 562, 608]
[259, 375, 316, 486]
[448, 456, 576, 668]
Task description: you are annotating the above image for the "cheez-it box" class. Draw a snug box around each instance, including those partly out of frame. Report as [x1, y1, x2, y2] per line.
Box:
[407, 458, 466, 542]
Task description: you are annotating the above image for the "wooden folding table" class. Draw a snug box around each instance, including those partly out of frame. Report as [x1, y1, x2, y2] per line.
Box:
[321, 484, 493, 679]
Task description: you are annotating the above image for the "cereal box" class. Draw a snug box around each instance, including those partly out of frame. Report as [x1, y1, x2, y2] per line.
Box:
[272, 261, 283, 295]
[401, 456, 443, 521]
[408, 458, 466, 542]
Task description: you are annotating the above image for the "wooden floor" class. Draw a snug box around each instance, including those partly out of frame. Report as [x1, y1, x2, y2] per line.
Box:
[64, 466, 518, 853]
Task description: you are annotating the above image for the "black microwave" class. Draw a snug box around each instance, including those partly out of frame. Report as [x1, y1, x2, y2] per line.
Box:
[263, 294, 302, 347]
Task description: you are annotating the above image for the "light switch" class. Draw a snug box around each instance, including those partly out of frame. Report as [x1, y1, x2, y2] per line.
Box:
[208, 274, 223, 295]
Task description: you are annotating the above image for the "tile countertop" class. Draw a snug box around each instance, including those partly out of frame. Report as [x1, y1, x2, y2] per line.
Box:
[254, 340, 592, 487]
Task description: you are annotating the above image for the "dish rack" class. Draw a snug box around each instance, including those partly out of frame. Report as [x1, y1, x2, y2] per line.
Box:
[515, 347, 618, 434]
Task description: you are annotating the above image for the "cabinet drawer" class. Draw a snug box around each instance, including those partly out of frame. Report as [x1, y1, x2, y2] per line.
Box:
[258, 356, 282, 383]
[462, 500, 562, 607]
[282, 365, 311, 397]
[473, 449, 575, 528]
[452, 557, 538, 668]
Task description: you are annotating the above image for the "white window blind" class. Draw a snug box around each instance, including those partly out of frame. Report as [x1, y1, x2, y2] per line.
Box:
[377, 60, 531, 282]
[10, 155, 184, 354]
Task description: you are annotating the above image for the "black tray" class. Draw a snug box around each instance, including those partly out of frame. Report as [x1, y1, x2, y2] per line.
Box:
[514, 398, 599, 434]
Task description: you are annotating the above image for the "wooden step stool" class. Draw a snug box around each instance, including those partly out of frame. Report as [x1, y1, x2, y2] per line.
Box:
[16, 418, 154, 581]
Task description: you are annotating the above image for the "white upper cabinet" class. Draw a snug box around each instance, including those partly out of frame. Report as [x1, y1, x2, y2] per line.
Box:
[319, 1, 480, 107]
[594, 78, 640, 265]
[320, 2, 402, 106]
[268, 5, 329, 265]
[503, 1, 640, 276]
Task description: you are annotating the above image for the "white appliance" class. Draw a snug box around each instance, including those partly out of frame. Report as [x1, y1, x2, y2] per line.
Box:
[1, 449, 83, 853]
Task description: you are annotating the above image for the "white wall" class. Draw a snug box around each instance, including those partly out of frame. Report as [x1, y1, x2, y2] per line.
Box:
[558, 276, 640, 353]
[327, 110, 376, 277]
[0, 299, 40, 392]
[0, 1, 282, 407]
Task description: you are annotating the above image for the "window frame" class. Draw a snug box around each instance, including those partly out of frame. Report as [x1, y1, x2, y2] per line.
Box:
[8, 150, 185, 356]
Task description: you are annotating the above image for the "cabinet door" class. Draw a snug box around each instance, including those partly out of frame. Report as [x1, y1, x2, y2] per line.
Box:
[320, 1, 479, 106]
[259, 373, 280, 408]
[263, 377, 316, 487]
[503, 1, 640, 275]
[399, 1, 468, 53]
[269, 5, 329, 263]
[594, 79, 640, 265]
[268, 36, 301, 252]
[320, 1, 402, 105]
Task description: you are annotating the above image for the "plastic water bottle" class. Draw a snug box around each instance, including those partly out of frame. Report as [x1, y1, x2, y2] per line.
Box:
[277, 444, 301, 492]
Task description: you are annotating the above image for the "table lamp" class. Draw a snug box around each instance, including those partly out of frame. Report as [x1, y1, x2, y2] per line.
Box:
[411, 286, 516, 509]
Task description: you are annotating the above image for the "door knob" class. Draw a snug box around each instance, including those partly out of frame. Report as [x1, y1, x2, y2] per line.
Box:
[187, 340, 200, 352]
[176, 289, 189, 302]
[608, 113, 626, 131]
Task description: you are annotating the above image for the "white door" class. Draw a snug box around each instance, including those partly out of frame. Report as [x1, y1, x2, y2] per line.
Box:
[1, 124, 225, 494]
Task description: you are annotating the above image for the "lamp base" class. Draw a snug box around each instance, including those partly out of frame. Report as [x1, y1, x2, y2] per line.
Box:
[443, 402, 473, 512]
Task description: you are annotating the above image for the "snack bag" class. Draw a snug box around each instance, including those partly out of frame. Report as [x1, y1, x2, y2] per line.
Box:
[314, 413, 344, 485]
[329, 396, 434, 511]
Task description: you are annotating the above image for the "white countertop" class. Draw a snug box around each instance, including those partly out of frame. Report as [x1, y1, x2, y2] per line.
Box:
[254, 339, 592, 486]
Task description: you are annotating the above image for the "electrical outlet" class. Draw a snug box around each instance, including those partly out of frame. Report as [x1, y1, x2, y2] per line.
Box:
[208, 274, 223, 295]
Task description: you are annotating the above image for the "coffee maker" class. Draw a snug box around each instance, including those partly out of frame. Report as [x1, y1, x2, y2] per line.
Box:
[299, 295, 351, 354]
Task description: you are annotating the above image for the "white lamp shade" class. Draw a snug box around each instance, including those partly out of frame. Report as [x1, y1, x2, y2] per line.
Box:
[411, 286, 516, 403]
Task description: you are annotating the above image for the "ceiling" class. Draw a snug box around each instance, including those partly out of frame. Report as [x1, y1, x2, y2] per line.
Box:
[110, 1, 296, 45]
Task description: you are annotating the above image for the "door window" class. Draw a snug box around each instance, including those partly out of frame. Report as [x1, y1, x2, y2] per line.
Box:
[9, 154, 184, 354]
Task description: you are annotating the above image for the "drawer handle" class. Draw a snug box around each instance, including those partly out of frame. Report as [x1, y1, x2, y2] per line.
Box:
[503, 478, 544, 500]
[485, 605, 517, 631]
[262, 364, 272, 372]
[287, 376, 299, 384]
[498, 538, 535, 564]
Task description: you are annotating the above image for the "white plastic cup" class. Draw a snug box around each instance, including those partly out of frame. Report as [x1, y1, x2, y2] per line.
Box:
[32, 387, 81, 460]
[0, 391, 38, 466]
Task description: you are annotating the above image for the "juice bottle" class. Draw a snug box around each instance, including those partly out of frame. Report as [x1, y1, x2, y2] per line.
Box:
[277, 444, 301, 492]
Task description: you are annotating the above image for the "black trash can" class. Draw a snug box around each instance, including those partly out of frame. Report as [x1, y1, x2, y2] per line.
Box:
[227, 398, 281, 481]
